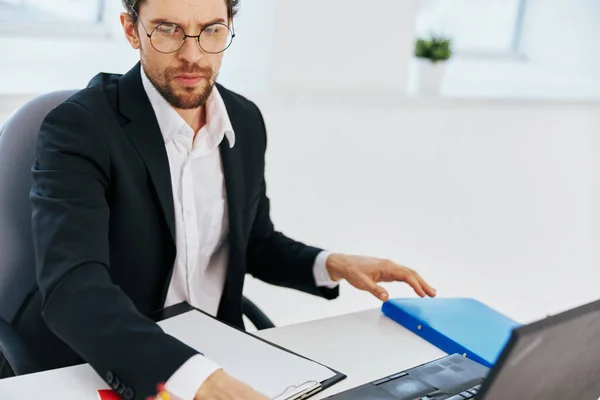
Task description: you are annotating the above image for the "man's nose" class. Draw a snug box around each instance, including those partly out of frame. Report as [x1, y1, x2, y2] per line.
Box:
[177, 36, 204, 63]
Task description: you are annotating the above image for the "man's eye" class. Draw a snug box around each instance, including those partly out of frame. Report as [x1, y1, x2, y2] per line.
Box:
[156, 24, 179, 35]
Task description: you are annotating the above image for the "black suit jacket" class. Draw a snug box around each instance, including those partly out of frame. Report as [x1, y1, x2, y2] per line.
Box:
[12, 63, 338, 400]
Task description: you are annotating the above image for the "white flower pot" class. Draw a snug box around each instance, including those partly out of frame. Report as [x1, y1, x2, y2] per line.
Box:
[416, 59, 447, 95]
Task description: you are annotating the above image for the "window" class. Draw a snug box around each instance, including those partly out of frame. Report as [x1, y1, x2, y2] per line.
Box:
[0, 0, 110, 37]
[0, 0, 104, 24]
[415, 0, 526, 55]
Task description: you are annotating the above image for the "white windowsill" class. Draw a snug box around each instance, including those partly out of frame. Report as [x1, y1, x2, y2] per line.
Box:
[0, 21, 113, 39]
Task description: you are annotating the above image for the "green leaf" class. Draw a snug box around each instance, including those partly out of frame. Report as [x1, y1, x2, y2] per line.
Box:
[414, 35, 453, 61]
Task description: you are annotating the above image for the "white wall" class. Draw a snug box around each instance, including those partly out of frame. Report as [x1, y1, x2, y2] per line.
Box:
[269, 0, 418, 94]
[519, 0, 600, 81]
[241, 95, 600, 329]
[216, 0, 278, 93]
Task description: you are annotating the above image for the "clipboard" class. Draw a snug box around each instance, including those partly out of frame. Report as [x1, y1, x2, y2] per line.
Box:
[151, 302, 346, 399]
[271, 380, 323, 400]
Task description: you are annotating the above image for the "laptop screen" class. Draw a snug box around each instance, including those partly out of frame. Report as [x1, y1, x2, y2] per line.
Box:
[482, 307, 600, 400]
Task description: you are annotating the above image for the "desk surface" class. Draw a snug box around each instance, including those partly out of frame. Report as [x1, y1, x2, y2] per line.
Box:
[0, 308, 446, 399]
[257, 309, 446, 399]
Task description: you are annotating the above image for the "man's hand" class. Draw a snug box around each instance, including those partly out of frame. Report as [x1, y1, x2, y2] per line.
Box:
[325, 254, 437, 301]
[195, 369, 269, 400]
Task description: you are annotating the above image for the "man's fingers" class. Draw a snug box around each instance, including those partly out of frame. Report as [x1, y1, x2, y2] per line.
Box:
[404, 274, 426, 297]
[387, 264, 430, 298]
[360, 274, 389, 301]
[414, 271, 437, 297]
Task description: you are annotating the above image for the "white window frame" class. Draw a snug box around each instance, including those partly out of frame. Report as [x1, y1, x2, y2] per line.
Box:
[417, 0, 529, 60]
[462, 0, 527, 60]
[0, 0, 113, 39]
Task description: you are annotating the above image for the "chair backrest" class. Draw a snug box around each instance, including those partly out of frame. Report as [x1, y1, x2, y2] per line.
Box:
[0, 90, 78, 323]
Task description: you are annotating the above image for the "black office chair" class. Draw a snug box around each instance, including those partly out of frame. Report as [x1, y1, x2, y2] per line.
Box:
[0, 91, 274, 378]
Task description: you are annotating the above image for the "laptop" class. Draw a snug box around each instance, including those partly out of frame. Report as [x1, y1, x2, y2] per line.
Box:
[325, 298, 600, 400]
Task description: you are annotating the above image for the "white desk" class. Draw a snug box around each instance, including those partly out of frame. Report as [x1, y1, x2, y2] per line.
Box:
[0, 309, 446, 399]
[258, 309, 446, 399]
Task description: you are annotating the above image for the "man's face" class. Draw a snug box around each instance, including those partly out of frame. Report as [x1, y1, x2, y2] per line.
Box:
[128, 0, 229, 110]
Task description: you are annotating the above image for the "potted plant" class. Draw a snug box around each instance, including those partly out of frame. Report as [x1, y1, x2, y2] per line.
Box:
[414, 35, 452, 95]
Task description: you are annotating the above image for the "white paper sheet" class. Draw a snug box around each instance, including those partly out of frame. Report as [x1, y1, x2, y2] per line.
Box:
[157, 310, 336, 398]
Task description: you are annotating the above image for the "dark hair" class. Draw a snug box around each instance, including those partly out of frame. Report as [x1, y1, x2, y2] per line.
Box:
[122, 0, 240, 25]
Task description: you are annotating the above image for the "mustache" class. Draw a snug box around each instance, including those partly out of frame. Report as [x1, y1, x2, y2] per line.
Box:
[166, 64, 214, 77]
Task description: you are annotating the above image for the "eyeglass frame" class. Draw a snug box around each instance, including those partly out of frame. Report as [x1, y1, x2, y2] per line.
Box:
[130, 6, 236, 54]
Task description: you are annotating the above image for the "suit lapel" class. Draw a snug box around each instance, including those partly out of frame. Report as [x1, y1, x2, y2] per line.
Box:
[117, 63, 176, 243]
[218, 84, 248, 255]
[217, 85, 248, 325]
[219, 135, 245, 253]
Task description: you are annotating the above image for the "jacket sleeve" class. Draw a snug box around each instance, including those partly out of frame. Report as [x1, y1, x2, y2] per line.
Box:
[244, 105, 339, 300]
[30, 101, 199, 400]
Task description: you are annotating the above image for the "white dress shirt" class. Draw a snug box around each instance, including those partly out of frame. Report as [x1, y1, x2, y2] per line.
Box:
[140, 67, 338, 399]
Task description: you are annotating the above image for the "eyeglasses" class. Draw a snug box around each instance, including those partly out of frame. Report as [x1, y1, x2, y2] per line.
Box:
[132, 9, 235, 54]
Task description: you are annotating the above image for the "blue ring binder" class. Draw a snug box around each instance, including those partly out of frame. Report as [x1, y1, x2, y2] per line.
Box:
[381, 297, 521, 368]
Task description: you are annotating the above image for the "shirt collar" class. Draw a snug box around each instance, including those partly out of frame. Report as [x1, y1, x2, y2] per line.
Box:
[140, 65, 235, 148]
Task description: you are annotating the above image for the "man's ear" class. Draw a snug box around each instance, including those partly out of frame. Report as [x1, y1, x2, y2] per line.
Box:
[120, 12, 140, 49]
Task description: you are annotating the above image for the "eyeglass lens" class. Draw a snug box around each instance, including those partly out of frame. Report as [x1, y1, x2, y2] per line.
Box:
[151, 22, 233, 53]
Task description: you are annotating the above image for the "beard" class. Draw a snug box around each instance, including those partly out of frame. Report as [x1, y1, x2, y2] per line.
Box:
[143, 60, 218, 110]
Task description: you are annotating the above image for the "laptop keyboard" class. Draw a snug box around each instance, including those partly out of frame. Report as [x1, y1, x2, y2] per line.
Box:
[437, 384, 482, 400]
[417, 384, 482, 400]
